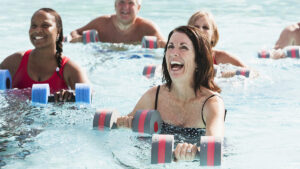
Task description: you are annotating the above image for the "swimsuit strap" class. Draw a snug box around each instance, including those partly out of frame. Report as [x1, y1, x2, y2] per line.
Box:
[154, 85, 160, 110]
[201, 94, 227, 126]
[201, 94, 217, 126]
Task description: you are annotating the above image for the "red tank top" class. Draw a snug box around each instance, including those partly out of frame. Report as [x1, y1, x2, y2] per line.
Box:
[12, 49, 70, 93]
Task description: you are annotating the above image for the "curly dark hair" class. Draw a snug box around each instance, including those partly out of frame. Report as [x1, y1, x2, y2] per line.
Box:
[162, 25, 221, 94]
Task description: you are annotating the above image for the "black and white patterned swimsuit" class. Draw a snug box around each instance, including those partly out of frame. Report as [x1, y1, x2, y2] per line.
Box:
[154, 85, 226, 145]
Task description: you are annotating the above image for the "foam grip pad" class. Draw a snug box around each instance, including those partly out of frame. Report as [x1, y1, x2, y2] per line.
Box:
[285, 47, 300, 58]
[31, 84, 50, 104]
[0, 69, 12, 90]
[132, 110, 162, 134]
[83, 30, 100, 44]
[75, 83, 91, 104]
[200, 136, 222, 166]
[258, 50, 270, 58]
[143, 65, 156, 78]
[235, 69, 250, 77]
[93, 110, 119, 130]
[151, 134, 174, 164]
[142, 36, 158, 49]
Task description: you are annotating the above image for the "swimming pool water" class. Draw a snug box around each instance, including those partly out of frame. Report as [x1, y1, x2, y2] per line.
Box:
[1, 0, 300, 168]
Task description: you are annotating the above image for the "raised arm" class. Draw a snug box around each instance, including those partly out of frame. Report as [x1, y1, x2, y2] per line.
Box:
[214, 49, 246, 68]
[70, 17, 103, 43]
[139, 18, 166, 48]
[274, 24, 299, 49]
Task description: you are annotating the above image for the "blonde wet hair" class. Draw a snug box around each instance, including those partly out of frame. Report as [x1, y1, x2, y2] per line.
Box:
[188, 11, 219, 47]
[115, 0, 142, 5]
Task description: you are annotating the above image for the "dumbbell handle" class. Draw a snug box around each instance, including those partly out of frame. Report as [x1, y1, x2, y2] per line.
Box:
[172, 150, 200, 162]
[47, 95, 76, 102]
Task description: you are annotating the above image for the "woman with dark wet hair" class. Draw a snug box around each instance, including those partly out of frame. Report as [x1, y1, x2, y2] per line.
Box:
[117, 26, 225, 161]
[0, 8, 89, 101]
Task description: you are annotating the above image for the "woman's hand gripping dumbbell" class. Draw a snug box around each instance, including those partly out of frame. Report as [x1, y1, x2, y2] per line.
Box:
[151, 134, 222, 166]
[93, 109, 163, 135]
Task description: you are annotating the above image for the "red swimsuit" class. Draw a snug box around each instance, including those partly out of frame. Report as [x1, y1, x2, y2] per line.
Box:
[12, 49, 70, 93]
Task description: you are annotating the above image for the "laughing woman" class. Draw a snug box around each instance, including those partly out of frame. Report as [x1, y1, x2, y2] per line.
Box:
[0, 8, 89, 101]
[117, 26, 225, 161]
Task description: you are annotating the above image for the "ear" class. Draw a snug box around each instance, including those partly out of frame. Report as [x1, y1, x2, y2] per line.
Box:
[114, 1, 117, 10]
[137, 4, 141, 11]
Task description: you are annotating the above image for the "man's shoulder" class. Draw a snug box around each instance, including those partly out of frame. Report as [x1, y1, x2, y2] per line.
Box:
[97, 14, 114, 22]
[285, 23, 300, 33]
[135, 17, 155, 27]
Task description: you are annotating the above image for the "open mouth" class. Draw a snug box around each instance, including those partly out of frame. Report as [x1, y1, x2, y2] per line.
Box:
[120, 11, 130, 16]
[33, 36, 45, 41]
[170, 61, 184, 71]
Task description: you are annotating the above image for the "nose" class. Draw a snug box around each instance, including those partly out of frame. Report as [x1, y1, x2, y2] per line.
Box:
[169, 48, 179, 58]
[121, 2, 129, 9]
[33, 26, 43, 33]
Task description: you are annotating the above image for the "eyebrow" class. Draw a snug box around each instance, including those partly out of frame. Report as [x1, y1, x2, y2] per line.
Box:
[169, 41, 188, 44]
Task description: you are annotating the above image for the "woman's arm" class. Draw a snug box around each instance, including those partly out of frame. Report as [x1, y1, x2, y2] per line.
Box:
[117, 86, 158, 128]
[0, 52, 23, 78]
[274, 24, 297, 49]
[214, 49, 246, 68]
[174, 96, 225, 161]
[203, 96, 225, 137]
[63, 59, 89, 89]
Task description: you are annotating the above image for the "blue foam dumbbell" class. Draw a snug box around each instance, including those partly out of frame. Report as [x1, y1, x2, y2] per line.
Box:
[0, 69, 12, 90]
[31, 83, 91, 105]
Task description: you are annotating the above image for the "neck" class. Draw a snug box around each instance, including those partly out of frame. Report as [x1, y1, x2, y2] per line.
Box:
[171, 82, 196, 102]
[113, 15, 135, 32]
[31, 47, 57, 61]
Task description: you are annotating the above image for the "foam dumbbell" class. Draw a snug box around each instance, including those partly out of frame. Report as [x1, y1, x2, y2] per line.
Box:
[31, 83, 91, 105]
[258, 50, 270, 58]
[0, 69, 12, 90]
[143, 65, 157, 78]
[151, 134, 222, 166]
[142, 65, 162, 78]
[284, 46, 300, 58]
[93, 109, 163, 135]
[142, 36, 158, 49]
[83, 30, 100, 44]
[235, 69, 250, 77]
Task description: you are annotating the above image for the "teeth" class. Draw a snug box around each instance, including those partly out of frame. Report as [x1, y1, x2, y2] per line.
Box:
[35, 36, 43, 40]
[170, 61, 183, 66]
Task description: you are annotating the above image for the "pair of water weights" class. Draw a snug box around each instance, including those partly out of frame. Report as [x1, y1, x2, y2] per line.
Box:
[31, 83, 91, 105]
[258, 46, 300, 58]
[151, 134, 222, 166]
[93, 109, 162, 135]
[93, 110, 222, 166]
[64, 29, 158, 49]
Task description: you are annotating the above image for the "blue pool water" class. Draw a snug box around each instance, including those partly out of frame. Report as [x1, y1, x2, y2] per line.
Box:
[1, 0, 300, 168]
